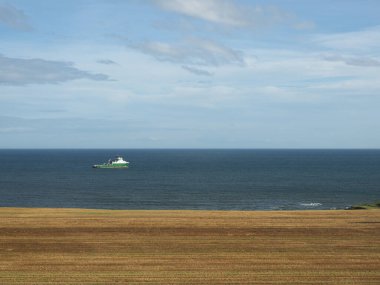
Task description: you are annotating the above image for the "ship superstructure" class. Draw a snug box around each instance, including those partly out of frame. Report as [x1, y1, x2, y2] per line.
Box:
[93, 156, 129, 168]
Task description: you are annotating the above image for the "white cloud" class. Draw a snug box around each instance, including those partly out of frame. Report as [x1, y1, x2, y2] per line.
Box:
[308, 78, 380, 94]
[130, 38, 244, 67]
[323, 54, 380, 67]
[0, 127, 34, 133]
[153, 0, 293, 29]
[0, 3, 32, 31]
[154, 0, 249, 27]
[313, 26, 380, 52]
[0, 54, 110, 85]
[97, 59, 117, 65]
[182, 65, 213, 76]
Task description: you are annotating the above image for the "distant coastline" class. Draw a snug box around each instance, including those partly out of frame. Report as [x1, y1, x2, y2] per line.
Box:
[347, 201, 380, 210]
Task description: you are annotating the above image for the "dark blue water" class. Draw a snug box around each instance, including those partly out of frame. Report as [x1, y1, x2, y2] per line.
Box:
[0, 149, 379, 210]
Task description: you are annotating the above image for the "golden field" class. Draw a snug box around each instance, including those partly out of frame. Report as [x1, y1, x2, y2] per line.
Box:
[0, 208, 379, 284]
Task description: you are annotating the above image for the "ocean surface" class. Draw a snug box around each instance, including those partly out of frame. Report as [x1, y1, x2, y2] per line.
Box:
[0, 149, 379, 210]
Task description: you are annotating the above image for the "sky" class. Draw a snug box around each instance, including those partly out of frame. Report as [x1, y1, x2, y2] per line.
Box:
[0, 0, 380, 148]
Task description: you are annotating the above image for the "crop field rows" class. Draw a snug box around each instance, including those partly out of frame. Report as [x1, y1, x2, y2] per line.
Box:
[0, 208, 379, 284]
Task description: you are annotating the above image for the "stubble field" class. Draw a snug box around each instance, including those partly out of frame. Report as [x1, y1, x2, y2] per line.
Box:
[0, 208, 379, 284]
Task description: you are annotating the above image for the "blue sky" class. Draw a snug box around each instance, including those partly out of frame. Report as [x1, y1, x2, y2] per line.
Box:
[1, 0, 379, 148]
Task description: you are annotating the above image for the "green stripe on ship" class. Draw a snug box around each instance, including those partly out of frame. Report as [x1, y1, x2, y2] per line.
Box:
[93, 164, 129, 168]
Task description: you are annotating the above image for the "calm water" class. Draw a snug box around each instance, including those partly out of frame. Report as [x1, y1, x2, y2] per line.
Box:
[0, 149, 379, 210]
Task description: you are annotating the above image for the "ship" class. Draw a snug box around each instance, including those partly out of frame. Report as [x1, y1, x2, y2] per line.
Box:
[93, 156, 129, 169]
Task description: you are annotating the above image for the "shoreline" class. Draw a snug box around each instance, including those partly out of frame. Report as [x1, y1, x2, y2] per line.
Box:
[0, 203, 378, 212]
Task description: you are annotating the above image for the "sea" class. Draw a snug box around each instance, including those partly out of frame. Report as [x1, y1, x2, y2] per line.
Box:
[0, 149, 379, 210]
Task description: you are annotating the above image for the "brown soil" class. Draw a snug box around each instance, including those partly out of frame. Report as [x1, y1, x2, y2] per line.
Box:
[0, 208, 379, 284]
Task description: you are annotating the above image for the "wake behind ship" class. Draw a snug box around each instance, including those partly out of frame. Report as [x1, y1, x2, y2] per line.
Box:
[93, 156, 129, 169]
